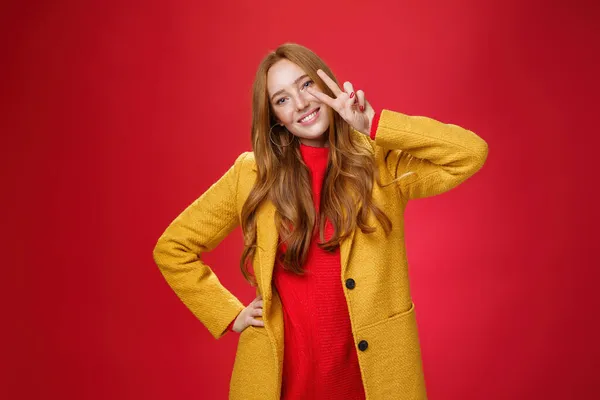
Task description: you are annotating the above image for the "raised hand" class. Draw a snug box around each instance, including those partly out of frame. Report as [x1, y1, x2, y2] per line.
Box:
[306, 69, 376, 137]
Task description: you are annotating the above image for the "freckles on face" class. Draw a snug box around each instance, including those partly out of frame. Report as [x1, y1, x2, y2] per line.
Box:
[266, 59, 331, 145]
[267, 59, 317, 124]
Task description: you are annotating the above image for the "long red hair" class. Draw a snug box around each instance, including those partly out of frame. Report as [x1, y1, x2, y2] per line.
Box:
[239, 43, 393, 285]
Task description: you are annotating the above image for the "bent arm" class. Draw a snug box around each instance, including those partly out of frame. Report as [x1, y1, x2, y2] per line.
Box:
[152, 152, 249, 339]
[370, 109, 488, 200]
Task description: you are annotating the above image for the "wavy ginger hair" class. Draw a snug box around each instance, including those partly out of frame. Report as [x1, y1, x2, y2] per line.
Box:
[239, 43, 392, 286]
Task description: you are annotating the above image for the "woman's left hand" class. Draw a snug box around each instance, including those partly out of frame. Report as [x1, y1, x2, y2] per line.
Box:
[306, 69, 376, 137]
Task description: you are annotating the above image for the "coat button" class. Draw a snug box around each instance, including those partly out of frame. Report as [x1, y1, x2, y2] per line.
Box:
[358, 340, 369, 351]
[345, 278, 356, 289]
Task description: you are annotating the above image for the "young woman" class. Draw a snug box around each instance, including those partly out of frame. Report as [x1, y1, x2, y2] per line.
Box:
[153, 43, 488, 400]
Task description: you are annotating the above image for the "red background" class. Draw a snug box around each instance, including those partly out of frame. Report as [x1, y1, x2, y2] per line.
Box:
[3, 0, 599, 399]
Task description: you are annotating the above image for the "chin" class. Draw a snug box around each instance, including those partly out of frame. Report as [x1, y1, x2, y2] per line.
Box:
[298, 119, 329, 135]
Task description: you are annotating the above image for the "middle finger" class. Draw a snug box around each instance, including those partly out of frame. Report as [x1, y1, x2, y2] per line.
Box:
[343, 81, 359, 106]
[343, 81, 355, 97]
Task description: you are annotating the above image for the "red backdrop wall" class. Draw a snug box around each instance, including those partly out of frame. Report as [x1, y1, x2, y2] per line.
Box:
[3, 0, 599, 399]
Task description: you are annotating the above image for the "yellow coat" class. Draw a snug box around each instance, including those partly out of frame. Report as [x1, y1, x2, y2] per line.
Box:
[153, 109, 488, 399]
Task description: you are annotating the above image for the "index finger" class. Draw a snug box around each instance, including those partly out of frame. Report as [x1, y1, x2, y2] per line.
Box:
[316, 69, 342, 97]
[306, 87, 336, 109]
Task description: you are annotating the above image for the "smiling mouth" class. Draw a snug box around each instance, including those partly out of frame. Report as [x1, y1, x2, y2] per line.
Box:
[297, 107, 320, 123]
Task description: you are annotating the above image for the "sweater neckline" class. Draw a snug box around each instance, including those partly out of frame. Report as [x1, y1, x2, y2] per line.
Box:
[299, 141, 329, 150]
[299, 142, 329, 165]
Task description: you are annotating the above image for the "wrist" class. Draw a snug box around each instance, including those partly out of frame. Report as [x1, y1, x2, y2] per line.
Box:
[228, 309, 242, 332]
[359, 109, 377, 137]
[369, 110, 379, 140]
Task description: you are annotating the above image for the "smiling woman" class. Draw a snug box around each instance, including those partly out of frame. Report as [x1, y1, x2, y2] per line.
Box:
[152, 42, 489, 400]
[267, 60, 332, 147]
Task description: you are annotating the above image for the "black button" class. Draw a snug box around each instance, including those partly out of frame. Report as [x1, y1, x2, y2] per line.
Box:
[358, 340, 369, 351]
[345, 278, 356, 289]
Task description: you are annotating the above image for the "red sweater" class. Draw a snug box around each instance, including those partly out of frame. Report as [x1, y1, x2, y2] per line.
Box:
[273, 140, 365, 399]
[229, 114, 379, 399]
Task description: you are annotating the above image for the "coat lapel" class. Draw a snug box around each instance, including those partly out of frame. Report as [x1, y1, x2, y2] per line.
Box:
[253, 129, 372, 301]
[255, 200, 278, 302]
[255, 199, 357, 302]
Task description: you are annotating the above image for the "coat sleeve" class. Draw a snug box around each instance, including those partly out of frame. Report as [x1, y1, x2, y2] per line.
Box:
[370, 109, 489, 200]
[152, 152, 249, 339]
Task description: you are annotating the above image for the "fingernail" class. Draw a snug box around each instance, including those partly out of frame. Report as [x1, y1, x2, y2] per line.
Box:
[360, 105, 364, 111]
[349, 92, 355, 99]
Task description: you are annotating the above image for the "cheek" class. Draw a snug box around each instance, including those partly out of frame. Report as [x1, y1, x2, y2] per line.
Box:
[271, 108, 284, 123]
[278, 107, 296, 125]
[320, 104, 332, 120]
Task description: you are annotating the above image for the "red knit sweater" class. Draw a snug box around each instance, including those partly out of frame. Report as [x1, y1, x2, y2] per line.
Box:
[229, 114, 379, 399]
[273, 140, 365, 399]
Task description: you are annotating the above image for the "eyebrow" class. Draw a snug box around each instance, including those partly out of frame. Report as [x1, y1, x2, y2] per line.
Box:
[270, 74, 309, 101]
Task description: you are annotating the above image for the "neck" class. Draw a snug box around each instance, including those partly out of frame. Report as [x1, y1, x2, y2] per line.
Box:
[299, 136, 328, 148]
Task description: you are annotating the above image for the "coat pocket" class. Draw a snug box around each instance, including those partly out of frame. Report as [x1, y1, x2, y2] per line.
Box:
[229, 326, 277, 400]
[355, 302, 428, 400]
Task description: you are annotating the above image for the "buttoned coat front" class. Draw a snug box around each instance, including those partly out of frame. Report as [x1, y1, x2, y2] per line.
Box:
[153, 109, 489, 400]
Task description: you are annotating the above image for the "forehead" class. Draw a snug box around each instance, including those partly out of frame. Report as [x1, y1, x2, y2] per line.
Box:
[267, 59, 307, 95]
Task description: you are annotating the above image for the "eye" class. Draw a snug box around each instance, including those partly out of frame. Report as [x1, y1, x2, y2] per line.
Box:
[276, 97, 286, 105]
[302, 80, 314, 89]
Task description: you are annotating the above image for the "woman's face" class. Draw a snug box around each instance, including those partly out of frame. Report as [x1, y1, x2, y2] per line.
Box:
[267, 59, 331, 147]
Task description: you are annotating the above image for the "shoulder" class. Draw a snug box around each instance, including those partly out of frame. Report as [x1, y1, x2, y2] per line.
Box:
[232, 151, 258, 191]
[232, 152, 257, 206]
[350, 127, 375, 154]
[233, 151, 257, 172]
[235, 132, 373, 171]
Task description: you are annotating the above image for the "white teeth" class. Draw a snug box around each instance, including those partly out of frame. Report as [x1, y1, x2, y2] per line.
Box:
[300, 110, 318, 123]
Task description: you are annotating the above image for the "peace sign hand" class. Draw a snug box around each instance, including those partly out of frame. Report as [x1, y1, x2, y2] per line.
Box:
[306, 69, 376, 137]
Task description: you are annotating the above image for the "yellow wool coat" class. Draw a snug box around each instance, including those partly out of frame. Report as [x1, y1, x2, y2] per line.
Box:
[152, 109, 488, 400]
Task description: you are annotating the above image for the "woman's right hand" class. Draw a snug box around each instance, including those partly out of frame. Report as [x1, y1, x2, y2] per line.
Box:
[232, 294, 264, 333]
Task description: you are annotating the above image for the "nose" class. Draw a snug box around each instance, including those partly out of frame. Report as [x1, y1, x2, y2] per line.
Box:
[294, 91, 310, 111]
